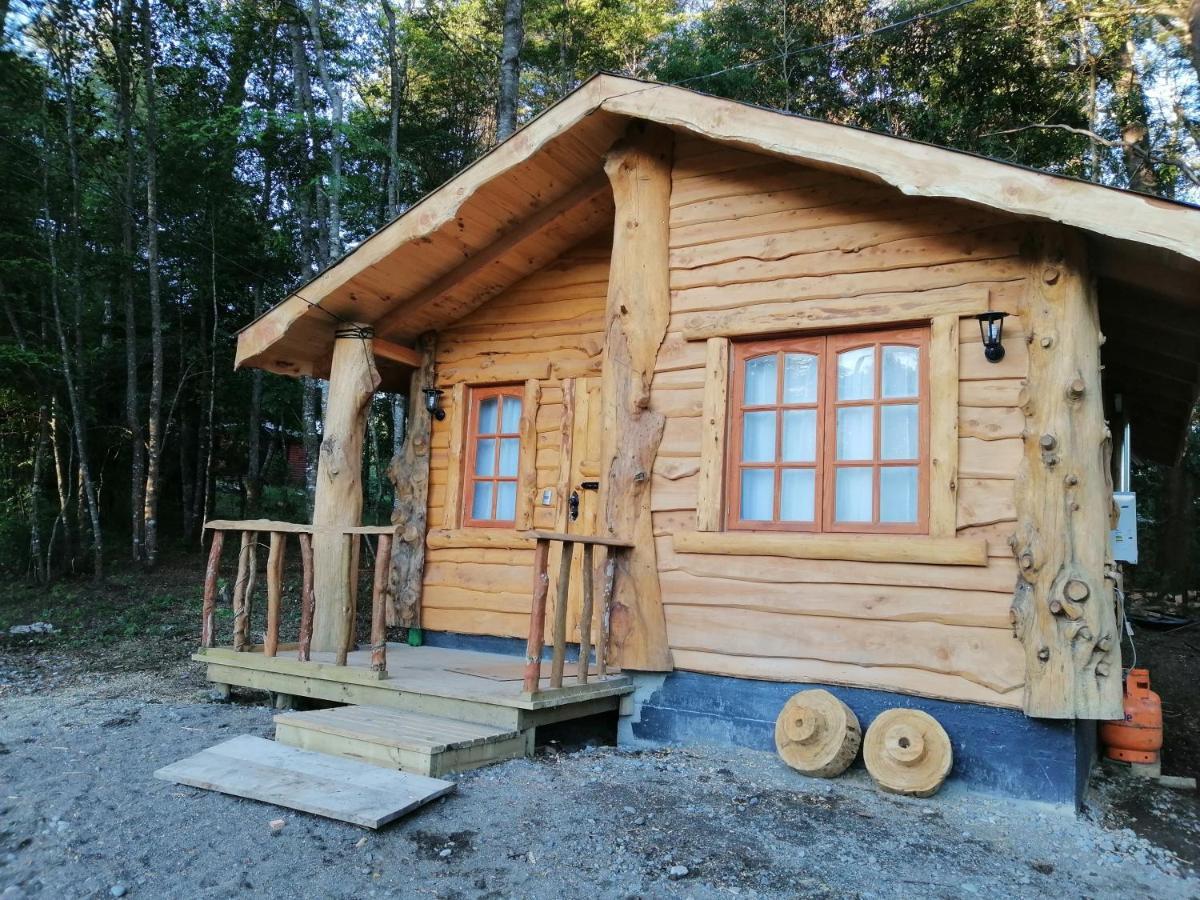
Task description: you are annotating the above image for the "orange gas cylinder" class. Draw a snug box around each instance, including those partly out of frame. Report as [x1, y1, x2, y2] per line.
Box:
[1099, 668, 1163, 765]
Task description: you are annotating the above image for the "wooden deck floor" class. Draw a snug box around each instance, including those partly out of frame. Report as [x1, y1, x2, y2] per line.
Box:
[193, 642, 632, 730]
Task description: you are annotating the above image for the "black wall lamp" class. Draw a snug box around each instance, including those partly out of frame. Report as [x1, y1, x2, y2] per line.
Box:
[975, 311, 1009, 363]
[423, 387, 446, 421]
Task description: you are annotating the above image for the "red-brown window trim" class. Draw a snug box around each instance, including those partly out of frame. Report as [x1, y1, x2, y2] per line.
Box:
[724, 325, 930, 535]
[461, 384, 524, 529]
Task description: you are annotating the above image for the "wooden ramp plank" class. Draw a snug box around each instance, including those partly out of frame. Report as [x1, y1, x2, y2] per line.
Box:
[154, 735, 454, 829]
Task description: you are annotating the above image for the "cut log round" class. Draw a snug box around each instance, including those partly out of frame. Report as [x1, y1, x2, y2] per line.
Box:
[863, 708, 953, 797]
[774, 689, 861, 778]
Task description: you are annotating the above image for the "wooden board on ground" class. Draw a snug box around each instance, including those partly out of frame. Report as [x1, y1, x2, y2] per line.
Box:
[154, 734, 455, 828]
[447, 660, 602, 682]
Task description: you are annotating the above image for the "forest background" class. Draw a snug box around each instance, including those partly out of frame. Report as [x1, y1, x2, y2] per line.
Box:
[0, 0, 1197, 600]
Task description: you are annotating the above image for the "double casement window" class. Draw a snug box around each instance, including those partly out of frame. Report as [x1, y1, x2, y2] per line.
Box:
[726, 326, 929, 534]
[463, 386, 524, 527]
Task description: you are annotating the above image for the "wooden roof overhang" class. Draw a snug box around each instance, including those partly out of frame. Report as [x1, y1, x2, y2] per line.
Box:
[236, 73, 1200, 462]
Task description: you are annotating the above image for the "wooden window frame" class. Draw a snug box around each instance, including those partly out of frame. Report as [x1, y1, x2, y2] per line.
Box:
[725, 325, 930, 535]
[461, 384, 524, 529]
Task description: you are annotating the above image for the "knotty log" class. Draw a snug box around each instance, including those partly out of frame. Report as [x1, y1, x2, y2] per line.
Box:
[774, 689, 861, 778]
[371, 534, 393, 673]
[388, 332, 436, 628]
[297, 532, 315, 662]
[597, 121, 674, 672]
[523, 538, 552, 693]
[1009, 226, 1122, 719]
[231, 531, 258, 651]
[597, 553, 616, 678]
[200, 530, 224, 648]
[312, 326, 381, 652]
[264, 532, 286, 657]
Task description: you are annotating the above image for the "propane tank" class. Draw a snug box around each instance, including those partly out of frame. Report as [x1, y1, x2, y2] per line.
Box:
[1099, 668, 1163, 765]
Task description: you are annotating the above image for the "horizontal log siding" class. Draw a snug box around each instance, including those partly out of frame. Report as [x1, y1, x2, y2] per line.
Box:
[654, 137, 1026, 707]
[422, 234, 611, 638]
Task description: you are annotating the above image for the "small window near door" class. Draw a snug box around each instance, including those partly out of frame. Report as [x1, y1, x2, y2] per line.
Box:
[726, 326, 928, 534]
[463, 386, 523, 528]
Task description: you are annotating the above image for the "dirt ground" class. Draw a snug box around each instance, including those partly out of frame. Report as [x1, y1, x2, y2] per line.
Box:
[2, 561, 1199, 899]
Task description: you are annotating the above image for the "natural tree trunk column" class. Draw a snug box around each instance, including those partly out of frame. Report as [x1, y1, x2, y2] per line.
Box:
[597, 121, 674, 672]
[311, 325, 381, 652]
[1009, 226, 1122, 720]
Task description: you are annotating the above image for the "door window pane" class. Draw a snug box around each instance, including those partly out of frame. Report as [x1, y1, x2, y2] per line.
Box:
[781, 409, 816, 462]
[474, 438, 496, 475]
[780, 469, 815, 522]
[500, 396, 522, 433]
[740, 469, 774, 520]
[744, 355, 777, 405]
[881, 405, 918, 460]
[837, 347, 874, 400]
[471, 481, 493, 520]
[882, 346, 919, 398]
[495, 482, 517, 521]
[497, 438, 520, 476]
[783, 353, 818, 403]
[880, 467, 918, 523]
[834, 468, 872, 522]
[742, 411, 777, 463]
[477, 396, 499, 434]
[836, 406, 873, 460]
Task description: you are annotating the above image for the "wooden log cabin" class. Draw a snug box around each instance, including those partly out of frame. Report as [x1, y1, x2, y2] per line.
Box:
[200, 74, 1200, 805]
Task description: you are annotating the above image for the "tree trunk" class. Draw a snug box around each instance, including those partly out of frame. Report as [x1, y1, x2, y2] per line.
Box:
[497, 0, 524, 141]
[139, 0, 165, 567]
[303, 0, 344, 259]
[1116, 38, 1158, 194]
[382, 0, 407, 217]
[302, 375, 321, 515]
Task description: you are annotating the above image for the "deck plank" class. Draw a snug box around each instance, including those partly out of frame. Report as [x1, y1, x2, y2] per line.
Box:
[154, 735, 454, 828]
[275, 706, 518, 753]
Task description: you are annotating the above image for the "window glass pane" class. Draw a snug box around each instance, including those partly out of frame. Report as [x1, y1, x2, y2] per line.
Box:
[781, 409, 816, 462]
[882, 346, 919, 398]
[783, 353, 818, 404]
[835, 468, 873, 522]
[881, 404, 918, 460]
[477, 396, 499, 435]
[495, 482, 517, 521]
[471, 481, 494, 520]
[500, 396, 522, 433]
[474, 438, 496, 475]
[739, 469, 774, 520]
[741, 411, 777, 463]
[497, 438, 520, 476]
[780, 469, 815, 522]
[837, 346, 875, 400]
[880, 466, 918, 523]
[743, 355, 777, 406]
[836, 406, 873, 461]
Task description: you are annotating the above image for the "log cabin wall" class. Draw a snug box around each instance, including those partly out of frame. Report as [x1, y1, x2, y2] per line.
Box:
[420, 233, 612, 639]
[650, 135, 1030, 708]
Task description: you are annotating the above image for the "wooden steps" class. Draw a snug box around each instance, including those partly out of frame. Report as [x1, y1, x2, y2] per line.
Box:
[275, 705, 529, 777]
[154, 735, 454, 829]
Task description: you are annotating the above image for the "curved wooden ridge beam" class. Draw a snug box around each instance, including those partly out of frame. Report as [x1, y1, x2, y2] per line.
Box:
[1009, 226, 1123, 720]
[598, 121, 674, 672]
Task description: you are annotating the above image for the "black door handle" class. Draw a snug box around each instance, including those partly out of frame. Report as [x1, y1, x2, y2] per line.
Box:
[568, 490, 581, 521]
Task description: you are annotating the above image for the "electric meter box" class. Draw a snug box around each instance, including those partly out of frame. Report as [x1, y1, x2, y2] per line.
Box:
[1110, 491, 1138, 564]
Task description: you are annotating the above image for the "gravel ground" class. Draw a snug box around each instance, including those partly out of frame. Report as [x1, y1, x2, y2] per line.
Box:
[2, 661, 1198, 899]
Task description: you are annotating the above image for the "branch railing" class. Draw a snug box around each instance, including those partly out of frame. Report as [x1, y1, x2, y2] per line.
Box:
[200, 520, 395, 676]
[520, 530, 633, 695]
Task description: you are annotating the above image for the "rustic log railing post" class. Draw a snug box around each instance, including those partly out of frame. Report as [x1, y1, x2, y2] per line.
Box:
[523, 538, 552, 693]
[549, 540, 575, 688]
[335, 533, 357, 667]
[200, 530, 225, 648]
[576, 542, 595, 684]
[232, 530, 258, 651]
[371, 533, 393, 674]
[297, 531, 315, 662]
[264, 531, 286, 657]
[596, 552, 617, 679]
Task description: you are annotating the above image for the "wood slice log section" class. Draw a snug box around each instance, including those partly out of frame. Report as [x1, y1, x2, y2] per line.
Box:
[774, 689, 861, 778]
[388, 332, 436, 628]
[312, 326, 381, 652]
[597, 120, 674, 672]
[1009, 226, 1122, 720]
[863, 708, 952, 798]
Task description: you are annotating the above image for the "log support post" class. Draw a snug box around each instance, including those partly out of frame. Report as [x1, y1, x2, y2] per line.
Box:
[388, 333, 436, 628]
[311, 325, 380, 652]
[597, 120, 674, 672]
[1009, 226, 1122, 720]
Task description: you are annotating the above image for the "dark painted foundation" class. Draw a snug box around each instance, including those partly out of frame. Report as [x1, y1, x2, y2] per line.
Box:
[419, 630, 1090, 807]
